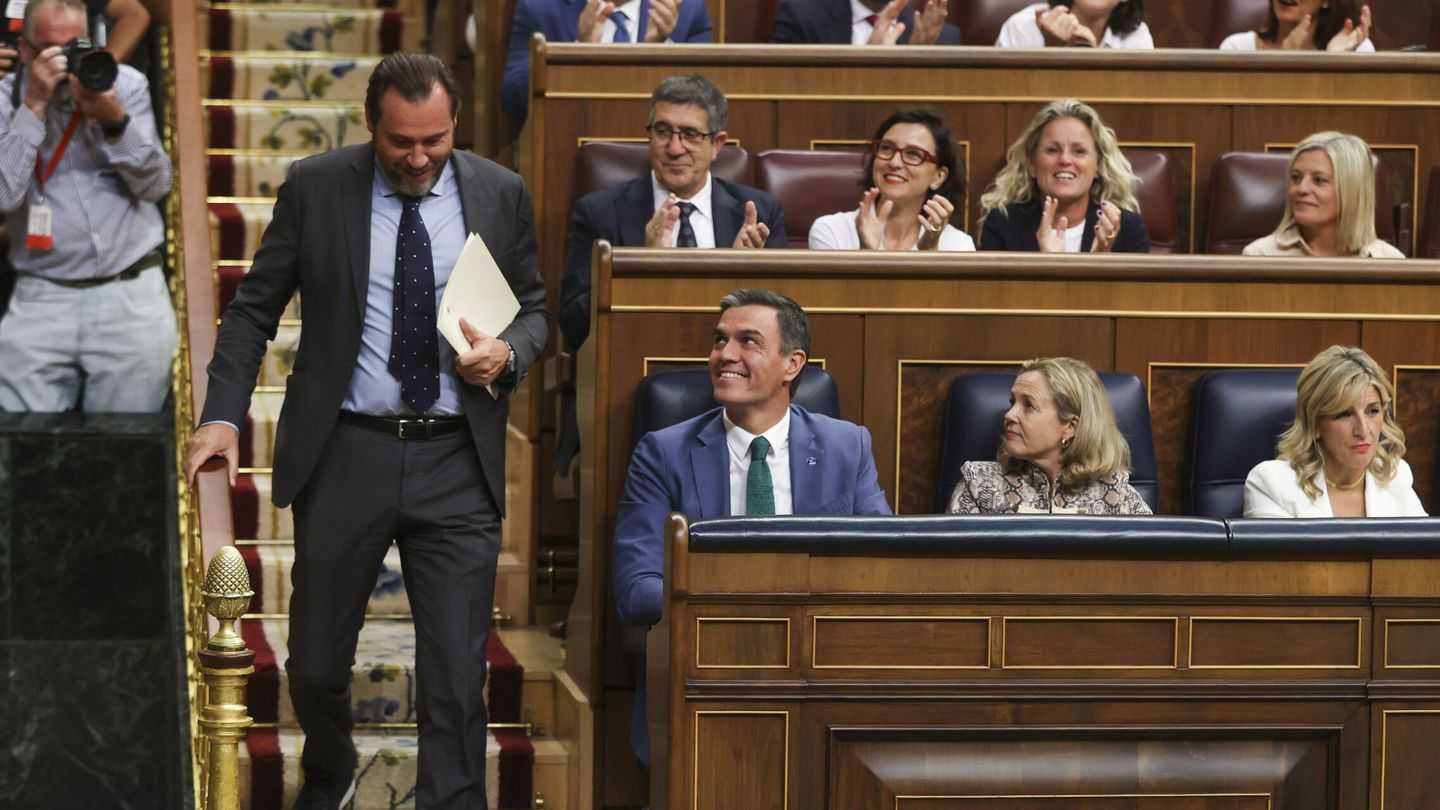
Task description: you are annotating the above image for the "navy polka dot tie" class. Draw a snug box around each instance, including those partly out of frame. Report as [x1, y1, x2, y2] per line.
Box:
[676, 201, 698, 248]
[387, 195, 440, 414]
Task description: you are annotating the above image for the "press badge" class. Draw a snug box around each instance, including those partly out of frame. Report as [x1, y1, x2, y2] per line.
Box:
[26, 202, 53, 251]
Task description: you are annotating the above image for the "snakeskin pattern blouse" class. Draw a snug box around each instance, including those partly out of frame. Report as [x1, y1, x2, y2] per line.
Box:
[947, 460, 1152, 515]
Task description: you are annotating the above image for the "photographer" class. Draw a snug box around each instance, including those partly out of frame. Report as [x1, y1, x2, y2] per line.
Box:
[0, 0, 172, 412]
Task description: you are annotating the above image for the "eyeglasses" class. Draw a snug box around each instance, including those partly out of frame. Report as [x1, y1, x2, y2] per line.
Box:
[646, 122, 716, 147]
[870, 140, 939, 167]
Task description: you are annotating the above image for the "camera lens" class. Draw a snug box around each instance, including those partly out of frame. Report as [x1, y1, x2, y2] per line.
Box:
[74, 51, 118, 92]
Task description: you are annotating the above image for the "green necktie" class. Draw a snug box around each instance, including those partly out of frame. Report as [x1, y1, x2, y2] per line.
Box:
[746, 436, 776, 516]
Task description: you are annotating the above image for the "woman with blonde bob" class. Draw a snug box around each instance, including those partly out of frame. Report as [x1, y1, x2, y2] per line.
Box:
[979, 99, 1150, 254]
[948, 357, 1151, 515]
[1244, 132, 1404, 259]
[1244, 346, 1425, 518]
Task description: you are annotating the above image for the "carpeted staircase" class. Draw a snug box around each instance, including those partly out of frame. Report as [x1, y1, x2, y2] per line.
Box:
[198, 2, 564, 806]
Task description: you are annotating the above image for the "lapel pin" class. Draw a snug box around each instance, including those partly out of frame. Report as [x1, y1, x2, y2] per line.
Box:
[807, 457, 817, 466]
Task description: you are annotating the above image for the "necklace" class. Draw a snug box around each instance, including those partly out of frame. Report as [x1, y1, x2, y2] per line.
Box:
[1325, 470, 1366, 491]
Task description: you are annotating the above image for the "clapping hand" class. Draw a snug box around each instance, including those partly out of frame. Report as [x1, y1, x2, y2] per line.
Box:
[645, 194, 681, 247]
[577, 0, 617, 43]
[645, 0, 681, 42]
[908, 0, 947, 46]
[916, 194, 954, 251]
[731, 201, 771, 248]
[1037, 5, 1098, 47]
[1280, 13, 1315, 49]
[1090, 200, 1121, 253]
[1035, 195, 1070, 253]
[1326, 4, 1371, 51]
[865, 0, 907, 45]
[855, 188, 894, 249]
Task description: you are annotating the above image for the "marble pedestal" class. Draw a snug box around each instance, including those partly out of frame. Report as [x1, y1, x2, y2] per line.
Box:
[0, 412, 190, 810]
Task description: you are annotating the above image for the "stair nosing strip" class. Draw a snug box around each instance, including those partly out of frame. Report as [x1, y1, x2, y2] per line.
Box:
[203, 98, 363, 108]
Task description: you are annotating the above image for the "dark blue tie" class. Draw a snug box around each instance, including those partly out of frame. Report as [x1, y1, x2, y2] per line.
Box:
[676, 201, 698, 247]
[387, 195, 440, 414]
[610, 9, 631, 42]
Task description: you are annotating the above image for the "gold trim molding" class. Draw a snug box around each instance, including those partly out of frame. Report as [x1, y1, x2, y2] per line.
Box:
[693, 710, 790, 810]
[695, 617, 792, 670]
[1382, 618, 1440, 670]
[1000, 615, 1180, 670]
[1187, 615, 1364, 670]
[810, 614, 991, 670]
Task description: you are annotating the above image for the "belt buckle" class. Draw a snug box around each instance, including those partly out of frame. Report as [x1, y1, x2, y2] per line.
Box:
[395, 418, 432, 440]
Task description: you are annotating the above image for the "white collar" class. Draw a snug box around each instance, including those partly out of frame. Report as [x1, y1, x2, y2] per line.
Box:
[723, 407, 791, 465]
[613, 0, 641, 20]
[651, 170, 714, 221]
[850, 0, 878, 24]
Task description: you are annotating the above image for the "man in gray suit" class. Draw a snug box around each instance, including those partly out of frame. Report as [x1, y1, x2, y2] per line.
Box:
[185, 53, 547, 810]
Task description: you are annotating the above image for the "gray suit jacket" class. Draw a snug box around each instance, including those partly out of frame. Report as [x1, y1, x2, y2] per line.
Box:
[200, 144, 548, 510]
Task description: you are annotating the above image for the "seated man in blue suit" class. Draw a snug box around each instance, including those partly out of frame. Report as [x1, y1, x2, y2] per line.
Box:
[559, 74, 787, 349]
[502, 0, 713, 124]
[773, 0, 961, 45]
[612, 288, 892, 764]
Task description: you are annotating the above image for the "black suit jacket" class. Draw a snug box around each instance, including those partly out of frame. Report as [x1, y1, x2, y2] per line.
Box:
[201, 145, 549, 510]
[558, 174, 787, 349]
[978, 197, 1151, 253]
[772, 0, 962, 44]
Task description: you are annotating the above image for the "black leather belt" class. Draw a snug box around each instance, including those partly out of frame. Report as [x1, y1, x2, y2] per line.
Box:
[39, 249, 162, 289]
[339, 411, 467, 440]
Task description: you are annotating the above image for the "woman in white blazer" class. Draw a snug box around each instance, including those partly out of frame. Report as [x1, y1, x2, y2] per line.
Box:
[1244, 346, 1427, 518]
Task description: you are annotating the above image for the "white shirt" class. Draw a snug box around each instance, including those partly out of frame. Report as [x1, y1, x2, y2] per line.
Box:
[995, 2, 1154, 48]
[1218, 30, 1375, 51]
[808, 206, 976, 251]
[604, 0, 643, 42]
[850, 0, 877, 44]
[1062, 220, 1085, 252]
[724, 408, 794, 516]
[651, 170, 716, 248]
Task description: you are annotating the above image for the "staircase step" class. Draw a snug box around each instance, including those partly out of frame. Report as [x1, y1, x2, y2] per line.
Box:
[239, 726, 537, 809]
[210, 199, 275, 260]
[204, 100, 367, 151]
[202, 53, 380, 103]
[215, 262, 301, 321]
[238, 543, 530, 620]
[241, 617, 527, 727]
[208, 153, 306, 199]
[202, 6, 405, 54]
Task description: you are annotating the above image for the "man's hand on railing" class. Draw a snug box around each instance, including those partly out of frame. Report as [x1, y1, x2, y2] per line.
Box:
[185, 422, 239, 486]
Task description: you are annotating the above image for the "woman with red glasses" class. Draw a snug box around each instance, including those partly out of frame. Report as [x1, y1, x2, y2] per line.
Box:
[809, 108, 974, 252]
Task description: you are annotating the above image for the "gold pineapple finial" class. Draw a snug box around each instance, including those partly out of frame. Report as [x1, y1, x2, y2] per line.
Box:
[201, 546, 253, 651]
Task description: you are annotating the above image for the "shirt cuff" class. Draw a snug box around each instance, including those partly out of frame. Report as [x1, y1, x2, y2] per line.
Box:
[10, 104, 45, 148]
[199, 419, 241, 433]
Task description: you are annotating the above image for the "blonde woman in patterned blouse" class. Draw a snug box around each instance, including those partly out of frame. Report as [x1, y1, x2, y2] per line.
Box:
[947, 357, 1151, 515]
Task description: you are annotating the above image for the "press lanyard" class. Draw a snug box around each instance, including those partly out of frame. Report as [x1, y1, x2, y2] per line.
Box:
[33, 111, 82, 197]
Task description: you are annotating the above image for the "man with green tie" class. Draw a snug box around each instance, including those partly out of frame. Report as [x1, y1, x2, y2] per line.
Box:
[610, 287, 892, 765]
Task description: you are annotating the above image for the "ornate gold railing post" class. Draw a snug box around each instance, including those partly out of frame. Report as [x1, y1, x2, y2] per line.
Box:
[197, 547, 256, 810]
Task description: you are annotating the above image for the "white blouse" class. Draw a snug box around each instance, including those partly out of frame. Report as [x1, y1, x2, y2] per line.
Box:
[809, 207, 976, 252]
[1218, 30, 1375, 51]
[995, 2, 1154, 49]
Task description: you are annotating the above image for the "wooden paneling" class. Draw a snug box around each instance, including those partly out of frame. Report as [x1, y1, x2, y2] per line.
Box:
[828, 728, 1334, 810]
[1382, 616, 1440, 671]
[695, 616, 791, 669]
[1189, 617, 1364, 670]
[1002, 616, 1177, 669]
[1375, 708, 1440, 810]
[694, 711, 788, 810]
[810, 614, 989, 670]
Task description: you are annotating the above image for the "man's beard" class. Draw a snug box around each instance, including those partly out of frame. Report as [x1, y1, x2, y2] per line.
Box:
[383, 163, 440, 196]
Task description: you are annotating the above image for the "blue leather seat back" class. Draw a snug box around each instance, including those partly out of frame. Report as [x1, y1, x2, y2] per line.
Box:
[936, 372, 1160, 513]
[631, 367, 842, 451]
[1187, 368, 1300, 518]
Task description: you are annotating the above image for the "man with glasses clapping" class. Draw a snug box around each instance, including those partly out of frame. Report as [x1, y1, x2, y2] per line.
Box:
[560, 73, 786, 351]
